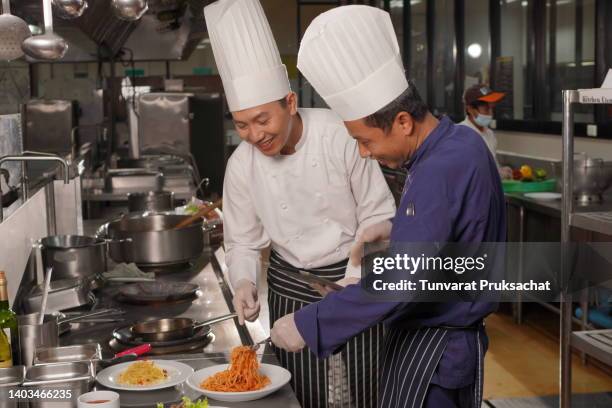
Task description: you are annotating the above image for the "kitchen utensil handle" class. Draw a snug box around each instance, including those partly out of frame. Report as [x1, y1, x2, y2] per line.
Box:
[38, 267, 53, 325]
[2, 0, 10, 14]
[250, 336, 271, 350]
[194, 313, 237, 329]
[115, 343, 151, 358]
[58, 308, 125, 324]
[99, 353, 138, 368]
[42, 0, 53, 32]
[174, 198, 222, 230]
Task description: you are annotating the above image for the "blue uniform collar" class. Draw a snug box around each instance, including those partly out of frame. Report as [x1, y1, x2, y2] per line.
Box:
[403, 116, 452, 171]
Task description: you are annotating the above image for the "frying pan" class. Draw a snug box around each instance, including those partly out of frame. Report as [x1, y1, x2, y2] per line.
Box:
[113, 325, 211, 347]
[131, 313, 237, 342]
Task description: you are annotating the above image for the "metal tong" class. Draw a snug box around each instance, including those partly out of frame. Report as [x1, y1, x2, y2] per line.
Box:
[250, 337, 271, 351]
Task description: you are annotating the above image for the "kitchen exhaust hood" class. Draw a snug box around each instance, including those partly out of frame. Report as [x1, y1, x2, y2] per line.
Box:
[11, 0, 211, 62]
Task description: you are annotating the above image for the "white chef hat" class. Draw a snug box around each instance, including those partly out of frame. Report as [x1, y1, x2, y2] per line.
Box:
[297, 5, 408, 121]
[204, 0, 291, 112]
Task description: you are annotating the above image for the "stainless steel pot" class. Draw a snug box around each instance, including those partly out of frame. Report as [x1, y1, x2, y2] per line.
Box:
[40, 235, 107, 281]
[553, 156, 612, 203]
[99, 213, 208, 266]
[127, 191, 174, 213]
[17, 314, 59, 367]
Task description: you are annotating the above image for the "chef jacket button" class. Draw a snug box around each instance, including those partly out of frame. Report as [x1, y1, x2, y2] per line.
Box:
[335, 247, 340, 252]
[281, 203, 288, 210]
[312, 160, 318, 167]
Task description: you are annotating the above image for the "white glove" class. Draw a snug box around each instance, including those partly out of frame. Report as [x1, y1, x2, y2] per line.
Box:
[232, 279, 260, 325]
[349, 220, 393, 267]
[270, 313, 305, 352]
[310, 276, 360, 297]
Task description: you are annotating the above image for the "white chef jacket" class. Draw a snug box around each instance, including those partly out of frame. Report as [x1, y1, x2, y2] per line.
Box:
[223, 108, 396, 288]
[458, 117, 499, 167]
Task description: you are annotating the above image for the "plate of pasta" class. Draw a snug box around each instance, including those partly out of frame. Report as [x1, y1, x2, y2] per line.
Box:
[97, 360, 194, 391]
[186, 346, 291, 402]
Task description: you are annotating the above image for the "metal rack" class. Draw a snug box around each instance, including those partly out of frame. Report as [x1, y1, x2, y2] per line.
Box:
[560, 88, 612, 408]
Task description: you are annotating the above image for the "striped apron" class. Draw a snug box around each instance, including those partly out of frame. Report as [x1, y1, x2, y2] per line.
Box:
[268, 250, 384, 408]
[379, 325, 485, 408]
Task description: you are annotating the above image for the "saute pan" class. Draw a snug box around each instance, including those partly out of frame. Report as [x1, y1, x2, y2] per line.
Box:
[130, 313, 237, 342]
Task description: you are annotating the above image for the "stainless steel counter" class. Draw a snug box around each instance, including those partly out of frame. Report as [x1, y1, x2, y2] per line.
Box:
[57, 215, 299, 407]
[505, 192, 612, 235]
[102, 352, 301, 408]
[59, 253, 247, 354]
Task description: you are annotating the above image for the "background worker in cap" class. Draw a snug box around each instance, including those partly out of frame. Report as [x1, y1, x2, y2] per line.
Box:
[271, 5, 506, 408]
[204, 1, 395, 406]
[459, 84, 506, 165]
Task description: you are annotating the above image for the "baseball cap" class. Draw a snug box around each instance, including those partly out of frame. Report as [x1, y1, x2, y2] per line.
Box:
[464, 84, 505, 105]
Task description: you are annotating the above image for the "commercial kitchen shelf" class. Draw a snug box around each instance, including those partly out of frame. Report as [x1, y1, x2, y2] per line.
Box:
[571, 330, 612, 367]
[559, 85, 612, 408]
[570, 211, 612, 236]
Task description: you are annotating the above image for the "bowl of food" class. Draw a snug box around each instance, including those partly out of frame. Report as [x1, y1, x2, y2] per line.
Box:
[186, 346, 291, 402]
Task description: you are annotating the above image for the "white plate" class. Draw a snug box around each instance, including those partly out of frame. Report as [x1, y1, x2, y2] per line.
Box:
[96, 360, 194, 391]
[524, 192, 562, 201]
[186, 363, 291, 402]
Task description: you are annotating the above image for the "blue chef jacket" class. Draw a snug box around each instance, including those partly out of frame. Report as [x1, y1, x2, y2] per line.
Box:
[294, 116, 506, 389]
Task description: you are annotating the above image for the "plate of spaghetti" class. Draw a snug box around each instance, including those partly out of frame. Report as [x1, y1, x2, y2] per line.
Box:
[186, 346, 291, 402]
[96, 359, 194, 391]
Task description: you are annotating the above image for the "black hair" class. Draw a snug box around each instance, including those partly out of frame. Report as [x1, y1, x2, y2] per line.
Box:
[363, 80, 428, 132]
[466, 100, 488, 115]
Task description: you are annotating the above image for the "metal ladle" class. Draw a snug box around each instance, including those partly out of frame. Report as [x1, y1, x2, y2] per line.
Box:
[0, 0, 31, 61]
[52, 0, 88, 19]
[21, 0, 68, 60]
[111, 0, 148, 21]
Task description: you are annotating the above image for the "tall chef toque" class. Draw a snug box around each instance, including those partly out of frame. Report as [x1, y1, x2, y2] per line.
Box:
[297, 5, 408, 121]
[204, 0, 291, 112]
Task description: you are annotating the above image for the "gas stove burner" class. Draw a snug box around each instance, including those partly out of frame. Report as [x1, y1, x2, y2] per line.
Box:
[109, 333, 215, 356]
[138, 262, 193, 275]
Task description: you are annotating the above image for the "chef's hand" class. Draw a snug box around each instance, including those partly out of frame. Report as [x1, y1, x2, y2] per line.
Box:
[349, 220, 393, 267]
[271, 313, 305, 352]
[310, 276, 361, 296]
[232, 279, 260, 325]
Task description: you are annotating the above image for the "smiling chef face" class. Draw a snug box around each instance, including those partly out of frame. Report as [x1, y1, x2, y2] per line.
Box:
[344, 111, 421, 169]
[231, 93, 299, 156]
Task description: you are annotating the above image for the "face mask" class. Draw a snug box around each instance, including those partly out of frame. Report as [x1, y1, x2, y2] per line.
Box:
[474, 113, 493, 128]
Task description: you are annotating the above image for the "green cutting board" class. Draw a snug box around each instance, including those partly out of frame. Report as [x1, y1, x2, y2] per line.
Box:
[502, 178, 557, 193]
